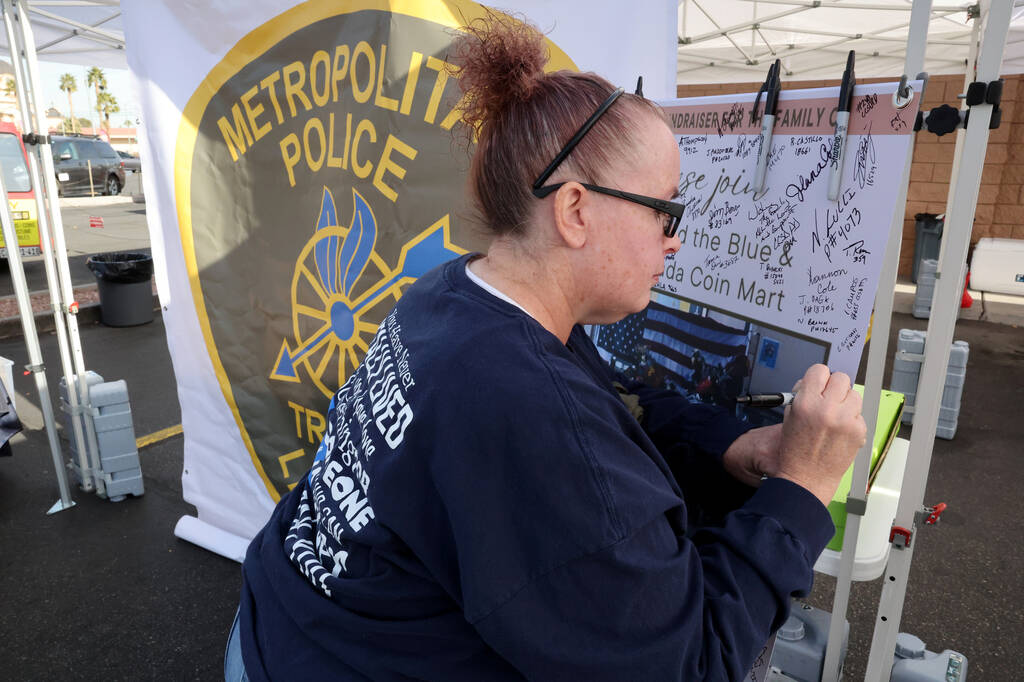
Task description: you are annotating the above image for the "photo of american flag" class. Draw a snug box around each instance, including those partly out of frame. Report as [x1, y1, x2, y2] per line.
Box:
[592, 289, 830, 426]
[596, 294, 748, 397]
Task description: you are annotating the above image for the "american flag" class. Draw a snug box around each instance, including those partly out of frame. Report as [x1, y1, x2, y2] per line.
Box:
[596, 296, 748, 392]
[594, 308, 647, 367]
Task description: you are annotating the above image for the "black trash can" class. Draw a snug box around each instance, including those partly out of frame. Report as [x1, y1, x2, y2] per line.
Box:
[86, 252, 154, 326]
[912, 213, 944, 283]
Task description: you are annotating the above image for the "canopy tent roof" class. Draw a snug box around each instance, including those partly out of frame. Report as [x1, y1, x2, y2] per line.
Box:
[0, 0, 124, 69]
[677, 0, 1024, 83]
[4, 2, 1021, 86]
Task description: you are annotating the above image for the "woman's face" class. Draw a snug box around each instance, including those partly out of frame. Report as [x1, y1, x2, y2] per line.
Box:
[581, 114, 681, 323]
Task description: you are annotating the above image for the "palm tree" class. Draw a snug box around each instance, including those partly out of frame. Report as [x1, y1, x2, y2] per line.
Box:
[96, 91, 119, 135]
[3, 77, 15, 98]
[59, 73, 77, 133]
[86, 66, 106, 133]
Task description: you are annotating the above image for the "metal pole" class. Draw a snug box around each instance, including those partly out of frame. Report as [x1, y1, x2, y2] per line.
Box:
[821, 2, 933, 679]
[9, 0, 106, 496]
[751, 0, 757, 52]
[863, 0, 1012, 679]
[0, 162, 73, 512]
[1, 0, 97, 493]
[936, 8, 983, 241]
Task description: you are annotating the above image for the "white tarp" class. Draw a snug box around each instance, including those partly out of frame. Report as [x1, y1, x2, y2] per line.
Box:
[677, 0, 1024, 82]
[0, 1, 126, 69]
[122, 0, 677, 557]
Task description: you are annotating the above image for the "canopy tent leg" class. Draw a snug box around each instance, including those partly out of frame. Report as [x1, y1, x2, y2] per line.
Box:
[2, 0, 107, 496]
[819, 4, 936, 679]
[0, 161, 73, 512]
[863, 0, 1013, 679]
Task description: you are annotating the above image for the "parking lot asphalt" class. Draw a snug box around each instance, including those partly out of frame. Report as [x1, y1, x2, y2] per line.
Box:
[0, 316, 242, 681]
[0, 310, 1019, 679]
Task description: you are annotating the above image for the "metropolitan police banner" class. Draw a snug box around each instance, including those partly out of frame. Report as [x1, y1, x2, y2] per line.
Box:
[122, 0, 677, 558]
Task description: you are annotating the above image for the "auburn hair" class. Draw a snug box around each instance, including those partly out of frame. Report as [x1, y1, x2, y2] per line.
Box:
[453, 11, 663, 237]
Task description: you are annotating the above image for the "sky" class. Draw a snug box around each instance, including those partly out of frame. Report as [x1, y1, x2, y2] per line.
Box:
[33, 60, 141, 128]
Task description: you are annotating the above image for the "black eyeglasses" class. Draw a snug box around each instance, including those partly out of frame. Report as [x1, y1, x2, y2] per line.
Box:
[531, 87, 683, 238]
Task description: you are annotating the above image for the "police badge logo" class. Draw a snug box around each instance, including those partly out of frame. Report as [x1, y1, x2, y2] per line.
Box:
[175, 1, 575, 498]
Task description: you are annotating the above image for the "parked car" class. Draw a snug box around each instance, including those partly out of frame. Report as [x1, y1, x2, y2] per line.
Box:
[0, 121, 40, 259]
[117, 150, 141, 173]
[51, 134, 126, 197]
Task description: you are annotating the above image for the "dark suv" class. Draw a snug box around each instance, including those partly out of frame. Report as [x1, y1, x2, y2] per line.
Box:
[51, 135, 126, 197]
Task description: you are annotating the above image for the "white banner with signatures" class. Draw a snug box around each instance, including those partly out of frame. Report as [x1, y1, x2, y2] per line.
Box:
[656, 82, 921, 379]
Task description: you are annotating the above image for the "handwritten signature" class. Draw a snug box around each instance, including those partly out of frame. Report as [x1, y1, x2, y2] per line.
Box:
[842, 239, 871, 264]
[784, 143, 832, 202]
[717, 103, 745, 137]
[811, 188, 860, 263]
[890, 109, 908, 132]
[852, 127, 877, 189]
[856, 93, 878, 117]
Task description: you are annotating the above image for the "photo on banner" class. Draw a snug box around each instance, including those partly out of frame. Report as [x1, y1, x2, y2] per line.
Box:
[595, 82, 920, 426]
[594, 291, 830, 428]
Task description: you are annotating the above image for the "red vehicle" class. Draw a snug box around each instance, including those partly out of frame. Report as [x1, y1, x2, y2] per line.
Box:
[0, 121, 40, 258]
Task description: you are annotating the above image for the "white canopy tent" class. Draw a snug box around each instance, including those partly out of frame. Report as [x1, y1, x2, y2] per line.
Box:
[677, 0, 1024, 82]
[5, 2, 1024, 84]
[0, 0, 124, 68]
[0, 1, 1015, 680]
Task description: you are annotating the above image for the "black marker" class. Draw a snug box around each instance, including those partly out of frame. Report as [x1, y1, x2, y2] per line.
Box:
[828, 51, 856, 201]
[736, 392, 795, 408]
[753, 59, 781, 192]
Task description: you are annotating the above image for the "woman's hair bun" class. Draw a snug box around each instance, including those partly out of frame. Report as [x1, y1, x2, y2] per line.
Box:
[453, 10, 549, 130]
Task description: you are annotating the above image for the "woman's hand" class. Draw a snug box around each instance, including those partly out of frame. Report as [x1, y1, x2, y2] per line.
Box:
[722, 423, 783, 488]
[776, 364, 867, 506]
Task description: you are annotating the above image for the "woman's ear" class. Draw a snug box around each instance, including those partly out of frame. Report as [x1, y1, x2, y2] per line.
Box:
[552, 182, 588, 249]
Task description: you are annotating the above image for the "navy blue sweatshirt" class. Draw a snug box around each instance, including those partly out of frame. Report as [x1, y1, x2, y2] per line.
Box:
[239, 254, 834, 681]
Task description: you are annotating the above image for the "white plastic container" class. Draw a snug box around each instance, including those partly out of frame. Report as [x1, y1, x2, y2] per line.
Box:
[891, 330, 969, 440]
[970, 237, 1024, 296]
[912, 259, 938, 319]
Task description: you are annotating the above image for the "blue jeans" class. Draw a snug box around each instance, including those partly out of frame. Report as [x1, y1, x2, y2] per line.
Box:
[224, 608, 249, 682]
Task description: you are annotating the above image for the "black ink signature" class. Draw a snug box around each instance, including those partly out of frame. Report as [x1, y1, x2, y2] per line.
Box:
[785, 143, 832, 202]
[856, 93, 877, 118]
[890, 109, 907, 132]
[717, 103, 745, 137]
[842, 239, 871, 264]
[852, 126, 877, 189]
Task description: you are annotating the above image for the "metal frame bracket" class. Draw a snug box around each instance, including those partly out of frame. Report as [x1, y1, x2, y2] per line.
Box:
[61, 401, 87, 416]
[893, 74, 915, 109]
[21, 131, 50, 146]
[917, 502, 948, 526]
[963, 79, 1004, 129]
[845, 495, 868, 517]
[889, 523, 914, 549]
[896, 350, 926, 363]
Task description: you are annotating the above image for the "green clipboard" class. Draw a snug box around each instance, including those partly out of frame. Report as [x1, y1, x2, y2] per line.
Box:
[825, 386, 905, 552]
